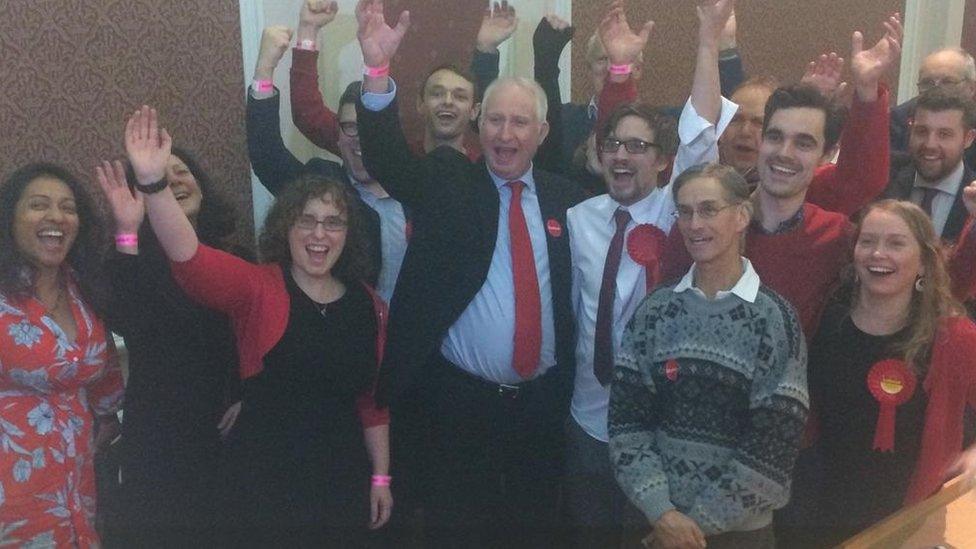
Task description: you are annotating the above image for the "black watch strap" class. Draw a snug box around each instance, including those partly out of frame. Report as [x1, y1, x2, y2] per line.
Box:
[135, 178, 169, 194]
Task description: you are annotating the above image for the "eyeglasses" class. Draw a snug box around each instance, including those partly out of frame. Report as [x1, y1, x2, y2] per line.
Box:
[673, 202, 739, 221]
[294, 214, 348, 232]
[599, 138, 660, 154]
[917, 76, 969, 92]
[339, 122, 359, 137]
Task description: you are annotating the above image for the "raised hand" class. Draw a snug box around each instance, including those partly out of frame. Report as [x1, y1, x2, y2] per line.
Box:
[300, 0, 338, 31]
[800, 51, 847, 99]
[125, 105, 172, 187]
[598, 0, 654, 66]
[850, 12, 902, 100]
[95, 160, 144, 234]
[476, 1, 518, 54]
[718, 8, 737, 51]
[533, 14, 573, 69]
[355, 0, 410, 68]
[255, 26, 294, 81]
[697, 0, 735, 47]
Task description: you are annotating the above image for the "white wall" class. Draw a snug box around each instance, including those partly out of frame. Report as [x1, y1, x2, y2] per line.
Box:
[240, 0, 572, 237]
[898, 0, 968, 104]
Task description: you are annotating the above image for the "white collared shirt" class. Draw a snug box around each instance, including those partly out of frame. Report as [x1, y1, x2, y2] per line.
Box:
[673, 257, 761, 304]
[911, 160, 965, 237]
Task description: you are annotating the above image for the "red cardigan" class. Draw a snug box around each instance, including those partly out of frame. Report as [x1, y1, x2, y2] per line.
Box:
[169, 244, 389, 428]
[904, 316, 976, 504]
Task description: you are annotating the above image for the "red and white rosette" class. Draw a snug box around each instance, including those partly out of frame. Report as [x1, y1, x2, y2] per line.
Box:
[866, 359, 917, 452]
[626, 224, 668, 292]
[664, 359, 679, 382]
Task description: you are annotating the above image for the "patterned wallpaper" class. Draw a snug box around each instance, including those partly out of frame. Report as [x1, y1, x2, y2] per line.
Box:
[0, 1, 251, 234]
[964, 0, 976, 61]
[571, 0, 903, 107]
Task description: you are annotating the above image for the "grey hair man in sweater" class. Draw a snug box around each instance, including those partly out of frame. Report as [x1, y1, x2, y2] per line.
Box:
[609, 163, 809, 549]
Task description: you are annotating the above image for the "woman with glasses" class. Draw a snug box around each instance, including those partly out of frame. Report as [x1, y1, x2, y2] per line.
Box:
[115, 106, 392, 546]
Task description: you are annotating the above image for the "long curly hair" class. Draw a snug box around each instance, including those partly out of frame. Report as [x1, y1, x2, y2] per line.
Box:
[0, 163, 107, 314]
[258, 173, 373, 284]
[846, 200, 965, 373]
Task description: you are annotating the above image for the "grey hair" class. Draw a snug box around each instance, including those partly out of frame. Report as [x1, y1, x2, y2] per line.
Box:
[926, 47, 976, 81]
[481, 77, 548, 122]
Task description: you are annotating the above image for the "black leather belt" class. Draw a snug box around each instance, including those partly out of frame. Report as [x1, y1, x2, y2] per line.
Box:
[435, 354, 548, 400]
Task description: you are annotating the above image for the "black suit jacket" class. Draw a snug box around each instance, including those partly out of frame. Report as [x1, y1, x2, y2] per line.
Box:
[884, 151, 974, 243]
[245, 89, 384, 284]
[357, 96, 585, 408]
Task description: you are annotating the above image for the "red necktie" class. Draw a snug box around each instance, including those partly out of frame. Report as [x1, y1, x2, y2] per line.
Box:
[594, 208, 631, 385]
[507, 181, 541, 379]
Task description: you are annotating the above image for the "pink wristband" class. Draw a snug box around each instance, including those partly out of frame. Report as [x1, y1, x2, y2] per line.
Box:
[608, 63, 633, 76]
[363, 64, 390, 78]
[253, 79, 273, 93]
[297, 38, 316, 51]
[115, 233, 138, 247]
[371, 474, 392, 487]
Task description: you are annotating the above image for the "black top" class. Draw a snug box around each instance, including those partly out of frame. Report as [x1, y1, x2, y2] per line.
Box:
[809, 303, 926, 542]
[221, 274, 377, 544]
[104, 242, 239, 538]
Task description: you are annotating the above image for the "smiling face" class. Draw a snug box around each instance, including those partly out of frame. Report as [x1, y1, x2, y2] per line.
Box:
[675, 176, 749, 267]
[288, 193, 348, 280]
[13, 176, 80, 272]
[854, 209, 924, 301]
[479, 81, 549, 180]
[599, 115, 667, 206]
[720, 85, 773, 175]
[418, 68, 478, 143]
[757, 106, 831, 202]
[909, 107, 976, 182]
[166, 155, 203, 220]
[338, 103, 371, 183]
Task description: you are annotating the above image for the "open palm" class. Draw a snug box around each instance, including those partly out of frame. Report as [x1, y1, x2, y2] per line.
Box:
[599, 0, 654, 65]
[95, 160, 145, 233]
[355, 0, 410, 67]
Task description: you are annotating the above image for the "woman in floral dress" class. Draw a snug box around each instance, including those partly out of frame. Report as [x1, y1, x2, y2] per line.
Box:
[0, 163, 125, 548]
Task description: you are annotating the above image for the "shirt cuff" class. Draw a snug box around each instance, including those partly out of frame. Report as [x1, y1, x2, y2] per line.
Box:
[362, 78, 398, 112]
[249, 86, 278, 100]
[677, 95, 738, 145]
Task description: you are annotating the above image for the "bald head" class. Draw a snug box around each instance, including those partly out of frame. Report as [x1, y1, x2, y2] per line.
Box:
[918, 48, 976, 98]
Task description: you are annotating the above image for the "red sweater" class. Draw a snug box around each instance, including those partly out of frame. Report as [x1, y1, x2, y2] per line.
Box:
[170, 244, 389, 428]
[904, 316, 976, 504]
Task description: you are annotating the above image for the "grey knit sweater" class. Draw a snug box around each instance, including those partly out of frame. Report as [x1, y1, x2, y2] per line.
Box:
[608, 282, 809, 535]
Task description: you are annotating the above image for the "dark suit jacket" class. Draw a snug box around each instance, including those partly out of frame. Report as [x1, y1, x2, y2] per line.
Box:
[357, 95, 585, 409]
[246, 90, 384, 284]
[884, 151, 974, 243]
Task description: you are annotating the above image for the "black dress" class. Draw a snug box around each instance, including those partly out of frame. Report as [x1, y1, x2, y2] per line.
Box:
[220, 274, 378, 548]
[806, 303, 926, 546]
[102, 242, 240, 548]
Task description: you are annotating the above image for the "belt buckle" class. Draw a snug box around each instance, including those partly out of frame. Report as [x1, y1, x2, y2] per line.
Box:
[497, 383, 521, 399]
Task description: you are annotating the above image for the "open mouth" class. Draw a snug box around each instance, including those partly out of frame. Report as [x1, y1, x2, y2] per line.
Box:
[173, 190, 190, 201]
[435, 111, 458, 122]
[306, 243, 330, 264]
[866, 266, 895, 276]
[493, 146, 518, 163]
[610, 166, 636, 184]
[768, 163, 799, 176]
[734, 144, 757, 155]
[687, 235, 712, 246]
[37, 229, 65, 250]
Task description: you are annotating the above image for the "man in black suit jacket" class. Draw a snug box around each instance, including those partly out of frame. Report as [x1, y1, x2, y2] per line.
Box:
[884, 88, 976, 244]
[355, 1, 584, 546]
[890, 47, 976, 172]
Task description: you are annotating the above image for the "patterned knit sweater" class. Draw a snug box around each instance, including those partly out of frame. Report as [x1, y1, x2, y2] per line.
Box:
[608, 283, 809, 535]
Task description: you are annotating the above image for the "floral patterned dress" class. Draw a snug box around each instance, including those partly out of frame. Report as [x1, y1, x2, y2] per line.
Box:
[0, 281, 124, 548]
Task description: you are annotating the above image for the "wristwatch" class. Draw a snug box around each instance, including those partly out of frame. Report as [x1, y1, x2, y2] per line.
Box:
[135, 178, 169, 194]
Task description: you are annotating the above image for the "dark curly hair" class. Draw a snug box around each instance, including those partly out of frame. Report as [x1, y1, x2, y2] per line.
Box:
[0, 163, 108, 314]
[258, 174, 373, 284]
[763, 84, 846, 153]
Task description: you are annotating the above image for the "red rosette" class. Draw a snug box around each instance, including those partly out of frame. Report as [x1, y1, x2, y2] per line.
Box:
[866, 359, 917, 452]
[626, 224, 668, 292]
[665, 359, 679, 382]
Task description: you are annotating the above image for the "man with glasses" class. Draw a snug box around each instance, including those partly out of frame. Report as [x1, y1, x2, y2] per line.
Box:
[562, 2, 737, 545]
[891, 47, 976, 171]
[609, 163, 808, 549]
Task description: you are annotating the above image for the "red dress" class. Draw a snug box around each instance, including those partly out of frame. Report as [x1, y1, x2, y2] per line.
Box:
[0, 280, 124, 548]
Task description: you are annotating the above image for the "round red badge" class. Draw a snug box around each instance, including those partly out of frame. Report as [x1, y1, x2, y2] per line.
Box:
[626, 224, 668, 291]
[665, 359, 679, 382]
[866, 359, 917, 452]
[404, 220, 413, 242]
[546, 218, 563, 237]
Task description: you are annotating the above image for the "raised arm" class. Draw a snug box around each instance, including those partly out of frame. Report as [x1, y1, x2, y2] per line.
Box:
[290, 0, 342, 154]
[471, 1, 517, 102]
[807, 14, 901, 215]
[692, 0, 734, 125]
[533, 14, 573, 173]
[717, 10, 745, 97]
[248, 26, 307, 195]
[593, 0, 651, 134]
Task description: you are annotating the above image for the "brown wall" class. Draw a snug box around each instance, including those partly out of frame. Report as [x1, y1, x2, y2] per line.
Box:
[0, 1, 251, 232]
[964, 0, 976, 58]
[571, 0, 904, 106]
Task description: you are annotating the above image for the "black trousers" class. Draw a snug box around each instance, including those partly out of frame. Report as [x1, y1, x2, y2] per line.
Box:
[420, 354, 567, 548]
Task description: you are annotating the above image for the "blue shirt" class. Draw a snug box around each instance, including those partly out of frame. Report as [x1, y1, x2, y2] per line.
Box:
[349, 177, 407, 303]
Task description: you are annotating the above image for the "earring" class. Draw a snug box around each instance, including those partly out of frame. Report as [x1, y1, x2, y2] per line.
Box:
[915, 275, 924, 292]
